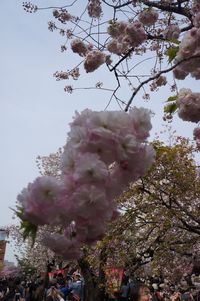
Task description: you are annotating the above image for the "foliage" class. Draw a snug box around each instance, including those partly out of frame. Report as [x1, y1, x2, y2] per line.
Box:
[16, 137, 200, 281]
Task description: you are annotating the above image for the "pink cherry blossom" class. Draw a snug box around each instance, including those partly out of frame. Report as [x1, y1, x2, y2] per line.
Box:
[107, 21, 146, 55]
[61, 145, 78, 174]
[84, 50, 106, 72]
[125, 21, 147, 47]
[71, 185, 110, 221]
[76, 221, 107, 244]
[110, 144, 155, 197]
[163, 25, 181, 40]
[129, 107, 152, 141]
[174, 28, 200, 80]
[71, 39, 92, 57]
[138, 8, 159, 26]
[42, 233, 82, 259]
[18, 108, 154, 260]
[177, 88, 200, 122]
[193, 127, 200, 150]
[87, 0, 102, 18]
[194, 127, 200, 140]
[156, 75, 167, 87]
[115, 134, 140, 161]
[73, 153, 109, 184]
[0, 266, 21, 278]
[68, 125, 88, 150]
[17, 176, 64, 225]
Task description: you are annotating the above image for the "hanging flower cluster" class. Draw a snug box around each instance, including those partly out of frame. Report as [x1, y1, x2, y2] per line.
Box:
[87, 0, 102, 19]
[193, 127, 200, 149]
[17, 108, 154, 259]
[150, 75, 167, 91]
[107, 21, 147, 55]
[192, 0, 200, 27]
[70, 40, 111, 72]
[84, 50, 111, 73]
[71, 39, 93, 57]
[162, 24, 181, 40]
[53, 9, 73, 24]
[177, 88, 200, 122]
[138, 8, 159, 27]
[173, 28, 200, 80]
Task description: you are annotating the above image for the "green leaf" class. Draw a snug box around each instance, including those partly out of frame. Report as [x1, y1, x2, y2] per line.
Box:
[169, 39, 181, 45]
[14, 205, 38, 244]
[164, 102, 177, 114]
[166, 46, 179, 63]
[165, 95, 178, 103]
[21, 219, 38, 245]
[20, 219, 38, 244]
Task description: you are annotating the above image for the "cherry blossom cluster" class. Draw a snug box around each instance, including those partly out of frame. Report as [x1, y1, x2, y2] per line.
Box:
[71, 39, 93, 57]
[87, 0, 102, 19]
[150, 75, 167, 91]
[70, 40, 111, 72]
[53, 9, 73, 24]
[192, 0, 200, 27]
[177, 88, 200, 122]
[107, 21, 147, 55]
[17, 108, 154, 259]
[138, 8, 159, 27]
[0, 266, 21, 278]
[162, 24, 181, 40]
[53, 67, 80, 81]
[193, 127, 200, 149]
[173, 28, 200, 80]
[84, 50, 108, 72]
[194, 13, 200, 27]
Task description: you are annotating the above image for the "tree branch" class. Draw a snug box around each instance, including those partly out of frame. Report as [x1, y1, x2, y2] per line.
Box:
[142, 0, 192, 19]
[125, 54, 200, 112]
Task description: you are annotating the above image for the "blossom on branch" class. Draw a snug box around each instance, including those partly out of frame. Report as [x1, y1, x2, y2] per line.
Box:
[107, 20, 146, 55]
[193, 127, 200, 149]
[71, 39, 93, 57]
[174, 28, 200, 80]
[87, 0, 102, 18]
[163, 25, 181, 40]
[177, 88, 200, 122]
[138, 8, 159, 27]
[84, 50, 106, 72]
[17, 108, 154, 259]
[17, 176, 65, 225]
[53, 9, 73, 23]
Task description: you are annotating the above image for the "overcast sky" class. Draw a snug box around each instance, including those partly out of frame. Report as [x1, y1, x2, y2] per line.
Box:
[1, 0, 197, 263]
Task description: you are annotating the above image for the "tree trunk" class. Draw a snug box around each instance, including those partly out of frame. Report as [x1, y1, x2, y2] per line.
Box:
[78, 246, 108, 301]
[78, 256, 96, 301]
[95, 246, 107, 301]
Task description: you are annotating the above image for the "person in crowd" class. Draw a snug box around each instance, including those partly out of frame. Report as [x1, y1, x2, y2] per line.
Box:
[0, 280, 21, 301]
[46, 286, 64, 301]
[120, 278, 130, 301]
[69, 274, 84, 301]
[58, 280, 72, 301]
[57, 274, 64, 286]
[129, 282, 151, 301]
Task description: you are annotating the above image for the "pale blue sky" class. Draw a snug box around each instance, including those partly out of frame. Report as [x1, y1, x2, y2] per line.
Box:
[1, 0, 197, 262]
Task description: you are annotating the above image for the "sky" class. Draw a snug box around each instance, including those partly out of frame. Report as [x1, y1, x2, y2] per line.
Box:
[0, 0, 198, 263]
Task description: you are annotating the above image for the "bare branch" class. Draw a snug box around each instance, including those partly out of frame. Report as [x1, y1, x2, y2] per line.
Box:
[125, 55, 200, 112]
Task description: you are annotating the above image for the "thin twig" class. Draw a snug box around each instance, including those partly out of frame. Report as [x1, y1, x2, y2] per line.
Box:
[125, 54, 200, 112]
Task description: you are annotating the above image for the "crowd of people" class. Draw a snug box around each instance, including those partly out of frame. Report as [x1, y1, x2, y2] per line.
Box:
[1, 269, 200, 301]
[0, 271, 84, 301]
